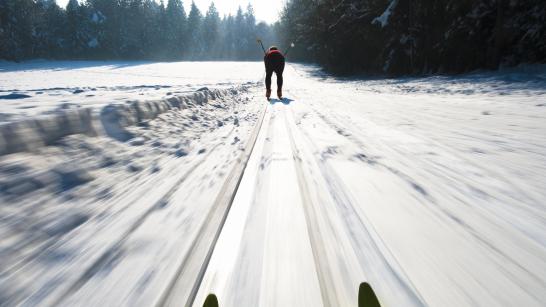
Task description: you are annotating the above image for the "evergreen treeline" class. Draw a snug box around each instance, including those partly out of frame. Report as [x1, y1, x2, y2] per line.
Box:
[0, 0, 277, 61]
[278, 0, 546, 75]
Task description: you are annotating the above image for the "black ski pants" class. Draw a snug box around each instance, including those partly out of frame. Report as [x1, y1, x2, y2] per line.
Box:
[265, 63, 285, 91]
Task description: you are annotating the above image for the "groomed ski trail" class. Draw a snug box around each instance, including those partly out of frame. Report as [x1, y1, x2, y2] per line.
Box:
[192, 65, 546, 306]
[3, 63, 544, 307]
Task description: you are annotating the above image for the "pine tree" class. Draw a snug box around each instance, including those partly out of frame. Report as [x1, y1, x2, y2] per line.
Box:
[34, 0, 66, 58]
[202, 2, 220, 59]
[0, 0, 36, 60]
[186, 1, 203, 59]
[242, 4, 256, 58]
[165, 0, 186, 58]
[234, 6, 245, 60]
[65, 0, 84, 57]
[87, 0, 122, 58]
[120, 0, 146, 58]
[141, 0, 162, 58]
[221, 14, 236, 59]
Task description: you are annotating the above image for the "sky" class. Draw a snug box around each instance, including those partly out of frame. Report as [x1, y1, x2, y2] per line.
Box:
[55, 0, 285, 24]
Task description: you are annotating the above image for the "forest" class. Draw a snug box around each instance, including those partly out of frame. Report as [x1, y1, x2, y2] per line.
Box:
[0, 0, 277, 61]
[278, 0, 546, 74]
[1, 0, 545, 75]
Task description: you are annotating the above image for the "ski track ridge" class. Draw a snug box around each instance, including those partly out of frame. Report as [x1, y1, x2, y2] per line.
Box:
[156, 101, 267, 307]
[283, 108, 338, 306]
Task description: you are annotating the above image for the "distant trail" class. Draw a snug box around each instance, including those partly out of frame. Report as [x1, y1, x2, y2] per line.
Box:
[192, 93, 423, 306]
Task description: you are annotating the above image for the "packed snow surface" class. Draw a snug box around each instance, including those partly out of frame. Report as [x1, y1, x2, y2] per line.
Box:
[1, 61, 545, 306]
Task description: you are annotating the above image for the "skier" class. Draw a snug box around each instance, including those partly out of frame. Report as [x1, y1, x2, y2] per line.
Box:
[264, 46, 285, 100]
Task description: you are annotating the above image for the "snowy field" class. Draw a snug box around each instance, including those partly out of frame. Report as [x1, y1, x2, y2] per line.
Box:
[1, 61, 546, 306]
[0, 61, 262, 122]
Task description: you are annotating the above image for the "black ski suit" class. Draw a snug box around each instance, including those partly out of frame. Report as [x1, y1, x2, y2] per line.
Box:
[264, 50, 285, 91]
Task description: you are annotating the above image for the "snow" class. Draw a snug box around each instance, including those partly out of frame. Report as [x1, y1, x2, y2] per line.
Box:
[0, 61, 263, 122]
[1, 61, 546, 306]
[0, 83, 262, 307]
[87, 38, 99, 48]
[91, 12, 105, 23]
[194, 65, 546, 306]
[373, 0, 398, 28]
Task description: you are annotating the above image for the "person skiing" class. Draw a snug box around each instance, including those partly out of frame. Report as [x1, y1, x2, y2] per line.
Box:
[264, 46, 285, 100]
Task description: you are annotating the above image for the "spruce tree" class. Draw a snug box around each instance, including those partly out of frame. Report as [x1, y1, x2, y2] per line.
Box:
[65, 0, 83, 57]
[141, 0, 162, 58]
[234, 6, 245, 60]
[165, 0, 186, 58]
[0, 0, 32, 60]
[186, 1, 203, 59]
[221, 14, 236, 59]
[34, 0, 65, 58]
[202, 2, 220, 59]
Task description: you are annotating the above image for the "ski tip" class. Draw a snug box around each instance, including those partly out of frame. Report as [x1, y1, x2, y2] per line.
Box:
[200, 284, 379, 307]
[358, 282, 381, 307]
[203, 293, 219, 307]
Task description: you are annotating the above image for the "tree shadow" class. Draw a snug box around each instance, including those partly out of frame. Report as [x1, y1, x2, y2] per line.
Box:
[292, 62, 546, 94]
[269, 97, 294, 105]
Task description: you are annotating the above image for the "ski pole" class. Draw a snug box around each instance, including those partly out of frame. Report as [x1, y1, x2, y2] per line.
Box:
[257, 38, 266, 54]
[284, 42, 295, 57]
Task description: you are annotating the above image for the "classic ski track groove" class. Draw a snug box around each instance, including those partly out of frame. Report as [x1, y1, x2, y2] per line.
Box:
[286, 90, 427, 306]
[283, 108, 339, 306]
[157, 102, 267, 307]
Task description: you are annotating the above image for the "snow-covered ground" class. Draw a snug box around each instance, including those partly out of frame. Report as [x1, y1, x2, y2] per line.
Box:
[1, 61, 545, 306]
[0, 61, 261, 122]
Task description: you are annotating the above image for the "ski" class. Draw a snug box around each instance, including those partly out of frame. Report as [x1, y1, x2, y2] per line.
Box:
[200, 283, 380, 306]
[203, 294, 219, 307]
[359, 282, 381, 307]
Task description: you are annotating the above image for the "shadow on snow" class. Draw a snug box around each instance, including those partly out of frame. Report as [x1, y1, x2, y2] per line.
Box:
[269, 97, 294, 105]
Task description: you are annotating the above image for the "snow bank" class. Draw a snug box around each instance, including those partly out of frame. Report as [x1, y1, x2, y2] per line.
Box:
[0, 86, 248, 155]
[0, 61, 263, 121]
[0, 84, 263, 306]
[0, 108, 97, 156]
